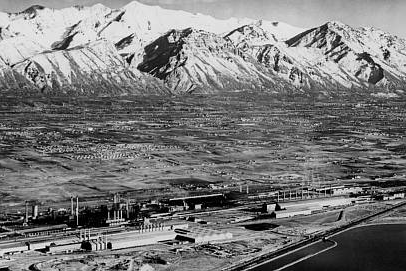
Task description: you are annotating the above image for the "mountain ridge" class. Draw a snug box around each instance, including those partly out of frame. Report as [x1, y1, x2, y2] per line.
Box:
[0, 1, 405, 96]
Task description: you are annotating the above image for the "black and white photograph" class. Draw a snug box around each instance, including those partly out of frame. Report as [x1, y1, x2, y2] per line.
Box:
[0, 0, 405, 270]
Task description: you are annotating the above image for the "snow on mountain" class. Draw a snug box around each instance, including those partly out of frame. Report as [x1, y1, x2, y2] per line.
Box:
[285, 21, 406, 89]
[97, 1, 305, 67]
[0, 12, 9, 28]
[225, 23, 278, 49]
[137, 28, 289, 93]
[0, 1, 307, 93]
[99, 1, 298, 43]
[0, 40, 167, 94]
[0, 1, 404, 95]
[222, 20, 406, 92]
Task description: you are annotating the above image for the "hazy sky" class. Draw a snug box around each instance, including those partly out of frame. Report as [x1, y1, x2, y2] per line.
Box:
[1, 0, 405, 37]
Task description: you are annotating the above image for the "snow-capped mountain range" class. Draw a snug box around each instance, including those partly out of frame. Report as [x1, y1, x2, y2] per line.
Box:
[0, 1, 405, 95]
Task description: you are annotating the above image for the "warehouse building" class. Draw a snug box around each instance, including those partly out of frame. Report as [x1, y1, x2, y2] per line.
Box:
[46, 242, 82, 254]
[329, 186, 363, 195]
[14, 224, 69, 237]
[278, 197, 352, 211]
[174, 226, 233, 244]
[106, 230, 177, 250]
[0, 243, 28, 257]
[272, 209, 312, 219]
[266, 197, 353, 219]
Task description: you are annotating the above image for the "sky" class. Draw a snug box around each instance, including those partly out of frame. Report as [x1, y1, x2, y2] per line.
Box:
[1, 0, 405, 37]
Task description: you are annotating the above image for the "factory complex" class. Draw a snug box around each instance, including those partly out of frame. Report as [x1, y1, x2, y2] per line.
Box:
[1, 182, 404, 270]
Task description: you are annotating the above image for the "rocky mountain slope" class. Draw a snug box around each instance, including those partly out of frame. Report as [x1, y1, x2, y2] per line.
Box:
[0, 1, 405, 95]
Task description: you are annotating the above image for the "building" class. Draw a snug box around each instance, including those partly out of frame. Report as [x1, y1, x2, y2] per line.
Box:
[14, 224, 69, 237]
[174, 226, 233, 244]
[262, 203, 281, 213]
[279, 197, 352, 211]
[330, 186, 363, 195]
[272, 209, 312, 219]
[46, 242, 82, 254]
[80, 222, 189, 251]
[383, 192, 405, 201]
[263, 197, 353, 219]
[0, 243, 29, 257]
[106, 230, 177, 250]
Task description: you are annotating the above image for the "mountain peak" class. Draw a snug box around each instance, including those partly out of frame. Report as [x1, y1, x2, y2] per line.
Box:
[225, 23, 277, 48]
[325, 20, 347, 28]
[123, 0, 151, 10]
[23, 5, 46, 12]
[18, 5, 46, 16]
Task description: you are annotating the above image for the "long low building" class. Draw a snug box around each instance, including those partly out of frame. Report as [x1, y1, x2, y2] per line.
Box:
[0, 242, 29, 257]
[273, 209, 312, 219]
[279, 197, 352, 210]
[13, 224, 69, 237]
[107, 230, 177, 250]
[265, 196, 354, 219]
[46, 242, 82, 254]
[175, 226, 233, 244]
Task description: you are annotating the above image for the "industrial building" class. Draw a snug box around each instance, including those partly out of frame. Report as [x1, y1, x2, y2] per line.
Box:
[13, 224, 69, 237]
[272, 209, 312, 219]
[174, 226, 233, 244]
[382, 192, 405, 201]
[46, 242, 82, 254]
[168, 194, 226, 211]
[84, 222, 189, 251]
[262, 203, 281, 213]
[279, 197, 352, 210]
[328, 186, 363, 195]
[105, 230, 177, 250]
[0, 222, 190, 257]
[0, 242, 29, 257]
[264, 197, 353, 219]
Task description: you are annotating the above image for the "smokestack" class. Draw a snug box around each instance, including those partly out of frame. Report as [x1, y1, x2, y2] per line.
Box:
[25, 201, 29, 223]
[32, 205, 38, 219]
[126, 199, 130, 219]
[246, 185, 249, 194]
[76, 196, 79, 226]
[71, 196, 74, 216]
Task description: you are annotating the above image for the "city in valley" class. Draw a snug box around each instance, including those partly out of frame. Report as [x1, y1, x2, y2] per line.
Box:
[1, 94, 406, 271]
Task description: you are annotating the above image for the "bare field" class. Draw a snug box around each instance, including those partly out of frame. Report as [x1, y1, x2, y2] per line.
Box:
[1, 93, 406, 209]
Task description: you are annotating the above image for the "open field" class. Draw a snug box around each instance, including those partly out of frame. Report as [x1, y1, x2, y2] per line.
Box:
[1, 92, 406, 210]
